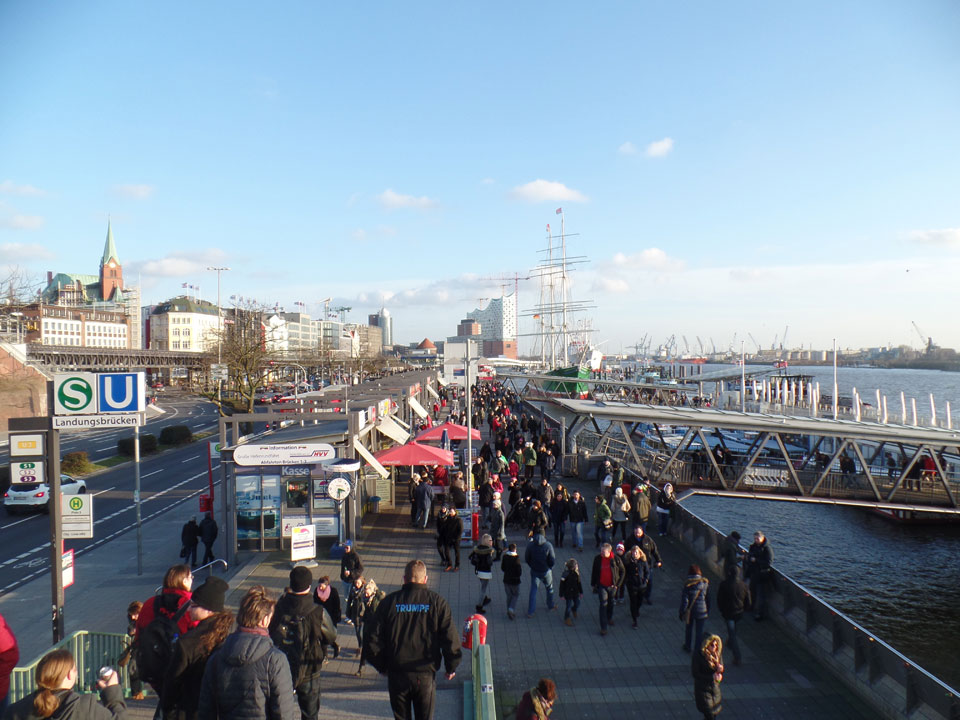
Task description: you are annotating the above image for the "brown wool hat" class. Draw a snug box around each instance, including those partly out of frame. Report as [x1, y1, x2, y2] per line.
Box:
[191, 576, 228, 613]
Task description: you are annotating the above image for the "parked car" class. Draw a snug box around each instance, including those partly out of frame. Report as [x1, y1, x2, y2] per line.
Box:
[3, 474, 87, 514]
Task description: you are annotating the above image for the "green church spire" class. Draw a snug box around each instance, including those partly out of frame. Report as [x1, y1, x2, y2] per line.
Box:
[102, 220, 119, 266]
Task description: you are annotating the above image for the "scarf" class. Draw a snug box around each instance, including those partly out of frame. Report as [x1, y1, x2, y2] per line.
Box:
[528, 688, 551, 719]
[317, 585, 331, 602]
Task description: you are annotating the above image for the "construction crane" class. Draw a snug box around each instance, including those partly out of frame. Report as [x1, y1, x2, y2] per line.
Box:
[332, 306, 352, 323]
[781, 325, 789, 351]
[911, 321, 935, 354]
[320, 297, 332, 320]
[682, 335, 690, 354]
[747, 332, 761, 353]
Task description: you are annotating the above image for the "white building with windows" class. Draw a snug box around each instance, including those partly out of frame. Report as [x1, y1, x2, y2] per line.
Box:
[147, 296, 221, 352]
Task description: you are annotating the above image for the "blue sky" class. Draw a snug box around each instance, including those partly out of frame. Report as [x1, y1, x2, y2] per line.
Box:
[2, 1, 959, 354]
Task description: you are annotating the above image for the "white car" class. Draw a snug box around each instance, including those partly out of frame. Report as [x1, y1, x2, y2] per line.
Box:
[3, 474, 87, 514]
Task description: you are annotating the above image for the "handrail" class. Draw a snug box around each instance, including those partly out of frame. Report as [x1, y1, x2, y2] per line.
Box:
[670, 503, 960, 720]
[471, 620, 496, 720]
[154, 558, 228, 593]
[9, 631, 133, 703]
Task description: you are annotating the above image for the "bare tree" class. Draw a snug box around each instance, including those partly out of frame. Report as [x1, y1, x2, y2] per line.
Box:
[212, 300, 275, 413]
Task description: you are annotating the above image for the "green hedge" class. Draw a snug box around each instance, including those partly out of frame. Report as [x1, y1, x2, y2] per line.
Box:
[61, 451, 94, 475]
[117, 434, 158, 457]
[159, 424, 193, 446]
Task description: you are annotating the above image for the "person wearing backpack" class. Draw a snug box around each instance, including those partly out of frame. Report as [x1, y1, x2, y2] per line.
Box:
[268, 567, 337, 720]
[198, 585, 296, 720]
[134, 565, 197, 696]
[340, 545, 364, 620]
[558, 559, 583, 627]
[160, 576, 233, 720]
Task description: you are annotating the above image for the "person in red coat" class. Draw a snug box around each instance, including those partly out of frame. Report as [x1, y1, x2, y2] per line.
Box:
[135, 564, 198, 640]
[0, 611, 19, 715]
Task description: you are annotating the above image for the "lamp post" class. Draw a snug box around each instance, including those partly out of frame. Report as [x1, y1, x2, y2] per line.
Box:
[207, 266, 230, 409]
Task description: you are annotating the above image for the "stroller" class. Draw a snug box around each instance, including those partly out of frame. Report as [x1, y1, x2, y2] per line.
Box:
[506, 496, 532, 530]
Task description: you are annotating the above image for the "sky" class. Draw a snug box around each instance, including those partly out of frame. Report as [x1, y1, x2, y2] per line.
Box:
[2, 1, 959, 356]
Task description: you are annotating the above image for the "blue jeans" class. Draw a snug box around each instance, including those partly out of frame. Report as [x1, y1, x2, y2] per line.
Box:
[725, 616, 742, 662]
[505, 584, 520, 615]
[564, 596, 580, 620]
[594, 524, 609, 546]
[657, 510, 670, 535]
[684, 616, 705, 651]
[597, 585, 615, 630]
[528, 571, 555, 615]
[572, 521, 584, 549]
[295, 673, 322, 720]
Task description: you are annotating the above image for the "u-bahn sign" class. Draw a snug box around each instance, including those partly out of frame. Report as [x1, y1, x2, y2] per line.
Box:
[54, 372, 146, 415]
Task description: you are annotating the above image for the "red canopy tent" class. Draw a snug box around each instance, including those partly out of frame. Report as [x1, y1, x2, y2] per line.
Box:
[415, 421, 481, 443]
[373, 442, 455, 467]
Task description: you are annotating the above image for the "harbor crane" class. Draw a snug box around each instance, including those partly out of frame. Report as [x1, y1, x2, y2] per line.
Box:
[781, 325, 789, 351]
[682, 335, 690, 354]
[696, 336, 705, 355]
[911, 321, 935, 354]
[709, 337, 717, 354]
[747, 332, 761, 353]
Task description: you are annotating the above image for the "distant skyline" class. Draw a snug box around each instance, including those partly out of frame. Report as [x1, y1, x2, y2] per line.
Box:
[2, 2, 959, 354]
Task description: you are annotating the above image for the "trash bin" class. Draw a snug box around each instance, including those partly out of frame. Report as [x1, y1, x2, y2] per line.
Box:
[370, 496, 381, 513]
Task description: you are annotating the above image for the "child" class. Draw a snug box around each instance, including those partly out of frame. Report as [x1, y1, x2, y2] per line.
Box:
[119, 601, 144, 700]
[469, 534, 495, 614]
[501, 542, 523, 620]
[558, 558, 583, 627]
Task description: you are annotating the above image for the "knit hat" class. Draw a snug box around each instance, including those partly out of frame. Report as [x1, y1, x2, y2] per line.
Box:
[191, 576, 228, 613]
[290, 565, 313, 593]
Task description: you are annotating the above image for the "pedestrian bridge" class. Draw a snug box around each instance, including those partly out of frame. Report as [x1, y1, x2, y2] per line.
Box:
[542, 398, 960, 516]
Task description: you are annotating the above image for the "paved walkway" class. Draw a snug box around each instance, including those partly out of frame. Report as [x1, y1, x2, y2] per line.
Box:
[1, 403, 878, 719]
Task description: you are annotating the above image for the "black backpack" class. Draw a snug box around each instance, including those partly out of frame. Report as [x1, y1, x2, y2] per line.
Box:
[269, 606, 313, 685]
[136, 596, 189, 689]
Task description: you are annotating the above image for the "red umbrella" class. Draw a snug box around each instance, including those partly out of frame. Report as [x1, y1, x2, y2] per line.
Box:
[373, 442, 455, 467]
[415, 421, 481, 443]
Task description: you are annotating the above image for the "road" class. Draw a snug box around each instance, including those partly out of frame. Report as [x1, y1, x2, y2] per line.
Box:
[0, 395, 223, 597]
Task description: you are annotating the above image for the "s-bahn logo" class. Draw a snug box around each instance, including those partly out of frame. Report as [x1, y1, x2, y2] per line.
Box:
[54, 372, 145, 415]
[55, 374, 96, 414]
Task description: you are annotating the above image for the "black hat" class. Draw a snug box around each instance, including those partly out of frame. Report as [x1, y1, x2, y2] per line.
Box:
[290, 565, 313, 593]
[191, 576, 228, 613]
[730, 531, 741, 540]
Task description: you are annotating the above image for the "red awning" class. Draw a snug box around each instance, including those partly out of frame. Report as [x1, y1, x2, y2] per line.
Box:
[372, 442, 455, 467]
[415, 421, 481, 443]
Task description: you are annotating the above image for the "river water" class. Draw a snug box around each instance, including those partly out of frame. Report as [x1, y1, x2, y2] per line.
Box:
[671, 366, 960, 689]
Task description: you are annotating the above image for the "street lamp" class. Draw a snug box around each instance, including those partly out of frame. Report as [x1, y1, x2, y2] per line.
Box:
[207, 266, 230, 407]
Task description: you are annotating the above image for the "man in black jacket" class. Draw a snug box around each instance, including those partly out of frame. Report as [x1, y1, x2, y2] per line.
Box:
[745, 530, 774, 620]
[365, 559, 462, 720]
[717, 565, 751, 665]
[340, 544, 364, 617]
[181, 516, 200, 567]
[437, 507, 463, 572]
[269, 566, 338, 720]
[624, 526, 662, 605]
[199, 512, 218, 565]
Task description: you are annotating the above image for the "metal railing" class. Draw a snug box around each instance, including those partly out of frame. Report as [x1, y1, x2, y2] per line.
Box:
[669, 503, 960, 720]
[9, 631, 133, 703]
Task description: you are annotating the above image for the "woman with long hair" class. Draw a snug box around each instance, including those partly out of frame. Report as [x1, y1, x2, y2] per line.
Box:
[692, 634, 724, 719]
[623, 546, 651, 628]
[4, 648, 126, 719]
[355, 578, 385, 678]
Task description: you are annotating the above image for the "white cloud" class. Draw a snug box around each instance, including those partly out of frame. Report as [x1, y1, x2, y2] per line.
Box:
[355, 274, 506, 309]
[593, 276, 630, 294]
[480, 178, 495, 185]
[114, 184, 155, 199]
[509, 179, 587, 204]
[728, 267, 770, 283]
[908, 228, 960, 246]
[0, 242, 53, 260]
[618, 141, 637, 155]
[351, 229, 367, 242]
[0, 214, 45, 230]
[127, 249, 228, 277]
[377, 189, 437, 211]
[590, 248, 686, 294]
[613, 248, 686, 272]
[0, 180, 46, 196]
[645, 137, 674, 158]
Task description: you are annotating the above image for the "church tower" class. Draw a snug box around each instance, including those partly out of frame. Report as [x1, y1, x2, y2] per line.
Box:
[99, 220, 123, 301]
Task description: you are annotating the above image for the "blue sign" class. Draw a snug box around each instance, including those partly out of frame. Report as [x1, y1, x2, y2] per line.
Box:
[97, 373, 145, 413]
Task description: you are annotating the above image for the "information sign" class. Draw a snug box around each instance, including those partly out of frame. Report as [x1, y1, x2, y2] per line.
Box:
[61, 494, 94, 539]
[290, 524, 316, 562]
[209, 441, 222, 459]
[233, 443, 336, 467]
[210, 363, 228, 382]
[9, 434, 44, 457]
[52, 413, 144, 430]
[282, 516, 310, 537]
[11, 461, 44, 484]
[314, 516, 339, 537]
[62, 549, 75, 589]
